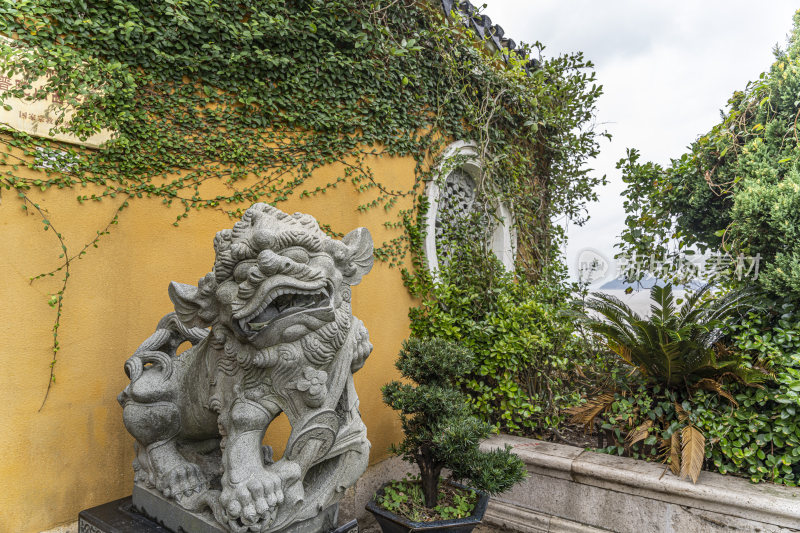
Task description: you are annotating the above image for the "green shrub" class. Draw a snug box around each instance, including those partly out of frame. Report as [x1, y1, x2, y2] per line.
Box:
[579, 284, 759, 387]
[597, 381, 800, 486]
[604, 13, 800, 484]
[703, 308, 800, 485]
[408, 250, 592, 435]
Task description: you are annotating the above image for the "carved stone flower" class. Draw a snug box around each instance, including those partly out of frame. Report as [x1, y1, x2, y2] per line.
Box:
[295, 367, 328, 405]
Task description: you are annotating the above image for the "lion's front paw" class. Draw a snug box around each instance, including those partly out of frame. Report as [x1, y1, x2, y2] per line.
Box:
[133, 458, 155, 487]
[157, 462, 209, 500]
[220, 461, 300, 532]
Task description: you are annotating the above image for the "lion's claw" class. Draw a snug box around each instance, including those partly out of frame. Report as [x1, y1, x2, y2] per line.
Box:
[157, 462, 208, 500]
[221, 466, 294, 531]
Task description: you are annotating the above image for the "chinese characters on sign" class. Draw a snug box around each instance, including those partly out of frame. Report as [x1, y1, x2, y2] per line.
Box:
[577, 249, 762, 285]
[616, 252, 761, 282]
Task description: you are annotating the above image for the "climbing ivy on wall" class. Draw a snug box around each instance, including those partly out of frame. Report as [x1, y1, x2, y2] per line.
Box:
[0, 0, 604, 407]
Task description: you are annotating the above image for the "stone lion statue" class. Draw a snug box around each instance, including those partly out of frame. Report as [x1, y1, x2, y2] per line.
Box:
[118, 203, 374, 532]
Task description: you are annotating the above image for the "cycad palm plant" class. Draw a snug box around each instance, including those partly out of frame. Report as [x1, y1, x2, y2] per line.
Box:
[584, 283, 759, 388]
[570, 283, 761, 482]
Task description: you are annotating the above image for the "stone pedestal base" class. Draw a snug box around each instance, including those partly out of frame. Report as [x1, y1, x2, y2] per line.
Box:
[132, 484, 342, 533]
[78, 497, 167, 533]
[132, 485, 226, 533]
[79, 489, 358, 533]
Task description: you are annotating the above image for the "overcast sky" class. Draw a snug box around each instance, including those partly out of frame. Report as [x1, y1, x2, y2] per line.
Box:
[480, 1, 798, 284]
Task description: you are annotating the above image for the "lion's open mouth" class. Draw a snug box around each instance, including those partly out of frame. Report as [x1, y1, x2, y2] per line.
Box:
[238, 285, 331, 336]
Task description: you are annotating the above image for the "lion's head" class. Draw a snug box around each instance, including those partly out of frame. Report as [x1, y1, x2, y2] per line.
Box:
[168, 203, 373, 369]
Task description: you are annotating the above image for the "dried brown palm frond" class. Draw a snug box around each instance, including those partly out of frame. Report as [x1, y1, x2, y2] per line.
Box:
[565, 392, 615, 431]
[717, 368, 770, 389]
[669, 432, 681, 476]
[694, 377, 738, 406]
[680, 425, 705, 484]
[658, 433, 682, 478]
[625, 419, 653, 447]
[674, 402, 689, 422]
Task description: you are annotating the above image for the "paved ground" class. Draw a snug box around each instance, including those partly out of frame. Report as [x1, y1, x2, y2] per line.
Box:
[356, 514, 515, 532]
[51, 518, 514, 533]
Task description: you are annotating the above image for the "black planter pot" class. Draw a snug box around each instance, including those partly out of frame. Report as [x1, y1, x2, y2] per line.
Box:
[365, 481, 489, 533]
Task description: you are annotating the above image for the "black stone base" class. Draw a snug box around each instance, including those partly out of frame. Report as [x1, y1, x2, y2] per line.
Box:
[78, 497, 170, 533]
[79, 495, 359, 533]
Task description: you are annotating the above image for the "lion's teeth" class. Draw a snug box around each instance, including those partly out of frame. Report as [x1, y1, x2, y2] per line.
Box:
[239, 284, 331, 331]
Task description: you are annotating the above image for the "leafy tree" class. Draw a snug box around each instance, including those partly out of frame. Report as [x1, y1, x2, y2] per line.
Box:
[617, 11, 800, 299]
[546, 9, 800, 486]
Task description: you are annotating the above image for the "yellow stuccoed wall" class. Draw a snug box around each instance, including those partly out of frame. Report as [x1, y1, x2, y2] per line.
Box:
[0, 150, 418, 532]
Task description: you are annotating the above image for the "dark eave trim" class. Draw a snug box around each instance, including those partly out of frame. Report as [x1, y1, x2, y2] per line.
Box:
[438, 0, 540, 73]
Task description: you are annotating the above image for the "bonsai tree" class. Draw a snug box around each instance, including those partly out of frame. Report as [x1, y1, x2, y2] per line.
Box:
[382, 337, 526, 508]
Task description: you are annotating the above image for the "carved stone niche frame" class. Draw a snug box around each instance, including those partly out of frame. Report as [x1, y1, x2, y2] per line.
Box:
[424, 141, 516, 276]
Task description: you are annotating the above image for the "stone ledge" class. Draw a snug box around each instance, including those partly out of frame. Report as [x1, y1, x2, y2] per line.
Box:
[481, 435, 800, 533]
[484, 499, 610, 533]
